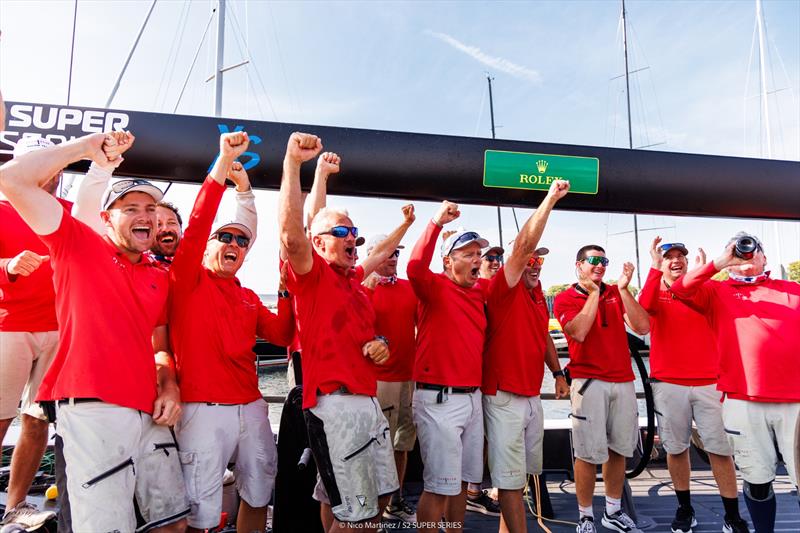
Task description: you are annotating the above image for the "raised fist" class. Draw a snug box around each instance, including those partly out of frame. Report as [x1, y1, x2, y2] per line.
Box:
[227, 160, 250, 190]
[433, 200, 460, 226]
[286, 132, 322, 164]
[316, 152, 341, 176]
[7, 250, 49, 277]
[401, 204, 416, 225]
[547, 179, 570, 200]
[220, 132, 250, 158]
[102, 131, 135, 162]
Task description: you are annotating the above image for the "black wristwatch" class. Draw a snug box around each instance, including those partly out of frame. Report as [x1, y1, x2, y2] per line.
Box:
[552, 369, 565, 379]
[278, 290, 290, 299]
[375, 335, 389, 347]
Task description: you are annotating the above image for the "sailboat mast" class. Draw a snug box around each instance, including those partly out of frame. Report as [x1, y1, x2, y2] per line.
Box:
[621, 0, 642, 288]
[487, 75, 503, 247]
[214, 0, 226, 117]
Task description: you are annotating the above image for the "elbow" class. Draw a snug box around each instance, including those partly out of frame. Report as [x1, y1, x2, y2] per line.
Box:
[280, 230, 305, 255]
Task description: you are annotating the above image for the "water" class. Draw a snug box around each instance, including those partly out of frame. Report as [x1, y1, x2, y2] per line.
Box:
[258, 359, 653, 429]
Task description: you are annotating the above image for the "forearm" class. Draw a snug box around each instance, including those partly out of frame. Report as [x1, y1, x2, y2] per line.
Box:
[0, 138, 86, 192]
[234, 186, 258, 242]
[278, 157, 312, 270]
[362, 219, 413, 277]
[72, 162, 113, 234]
[0, 258, 15, 285]
[155, 351, 179, 391]
[305, 170, 328, 229]
[514, 194, 557, 254]
[209, 153, 235, 186]
[670, 261, 717, 298]
[620, 289, 650, 334]
[544, 335, 561, 372]
[564, 294, 599, 342]
[407, 220, 440, 278]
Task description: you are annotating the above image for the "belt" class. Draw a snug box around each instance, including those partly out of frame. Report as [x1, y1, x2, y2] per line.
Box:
[317, 386, 352, 396]
[416, 383, 477, 394]
[57, 397, 102, 406]
[205, 402, 240, 406]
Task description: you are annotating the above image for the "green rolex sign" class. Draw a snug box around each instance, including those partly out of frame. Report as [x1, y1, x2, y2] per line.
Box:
[483, 150, 600, 195]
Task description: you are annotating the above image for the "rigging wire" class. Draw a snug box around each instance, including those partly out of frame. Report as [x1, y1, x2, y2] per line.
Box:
[173, 7, 215, 114]
[66, 0, 78, 106]
[743, 17, 759, 156]
[154, 0, 190, 110]
[224, 2, 268, 120]
[266, 3, 302, 117]
[473, 81, 487, 136]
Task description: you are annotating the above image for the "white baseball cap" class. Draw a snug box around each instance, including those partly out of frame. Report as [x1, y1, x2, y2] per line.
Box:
[13, 136, 54, 158]
[440, 230, 489, 258]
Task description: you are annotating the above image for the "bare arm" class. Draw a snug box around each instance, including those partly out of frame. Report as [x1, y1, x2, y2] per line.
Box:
[543, 334, 569, 399]
[152, 325, 181, 427]
[504, 180, 569, 288]
[563, 290, 600, 343]
[304, 152, 340, 230]
[0, 133, 114, 235]
[360, 204, 416, 277]
[278, 133, 322, 276]
[617, 262, 650, 334]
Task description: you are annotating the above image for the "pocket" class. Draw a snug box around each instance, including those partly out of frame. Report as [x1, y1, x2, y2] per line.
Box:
[154, 441, 178, 457]
[178, 451, 198, 502]
[488, 390, 513, 408]
[82, 457, 134, 488]
[343, 434, 381, 462]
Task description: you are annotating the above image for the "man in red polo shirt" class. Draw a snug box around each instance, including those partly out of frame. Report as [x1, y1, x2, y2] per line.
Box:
[407, 200, 490, 533]
[363, 233, 418, 524]
[639, 237, 747, 533]
[482, 179, 570, 533]
[553, 245, 650, 533]
[671, 233, 800, 533]
[169, 132, 293, 533]
[278, 132, 413, 532]
[0, 133, 188, 533]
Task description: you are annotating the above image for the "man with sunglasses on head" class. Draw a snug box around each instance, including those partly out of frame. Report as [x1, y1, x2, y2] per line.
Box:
[670, 233, 800, 533]
[167, 132, 293, 533]
[0, 132, 189, 533]
[362, 234, 419, 525]
[279, 132, 413, 532]
[553, 245, 649, 533]
[482, 179, 570, 533]
[638, 238, 747, 533]
[406, 200, 490, 533]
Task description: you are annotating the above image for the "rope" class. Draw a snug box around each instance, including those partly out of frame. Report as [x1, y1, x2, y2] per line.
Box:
[523, 474, 578, 530]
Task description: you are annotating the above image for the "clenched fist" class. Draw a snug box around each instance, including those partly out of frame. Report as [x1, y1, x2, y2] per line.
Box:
[6, 250, 49, 277]
[286, 132, 322, 164]
[433, 200, 460, 226]
[220, 132, 250, 158]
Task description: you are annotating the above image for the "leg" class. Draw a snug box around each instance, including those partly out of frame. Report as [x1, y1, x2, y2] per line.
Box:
[708, 452, 738, 498]
[417, 490, 448, 533]
[497, 488, 525, 533]
[444, 482, 467, 532]
[574, 458, 597, 508]
[666, 450, 691, 492]
[6, 414, 50, 508]
[152, 518, 187, 533]
[394, 450, 408, 492]
[320, 503, 334, 532]
[0, 418, 13, 446]
[236, 499, 267, 533]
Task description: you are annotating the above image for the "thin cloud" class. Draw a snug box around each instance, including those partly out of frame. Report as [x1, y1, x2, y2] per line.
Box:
[425, 30, 542, 85]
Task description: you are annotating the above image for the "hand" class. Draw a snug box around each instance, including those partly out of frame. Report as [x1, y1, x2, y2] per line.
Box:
[227, 160, 250, 190]
[102, 130, 135, 163]
[278, 261, 289, 292]
[554, 376, 569, 399]
[546, 179, 570, 201]
[82, 132, 118, 166]
[220, 131, 250, 159]
[286, 132, 323, 164]
[694, 247, 707, 268]
[649, 236, 663, 270]
[401, 204, 415, 225]
[152, 384, 182, 426]
[617, 262, 635, 290]
[7, 250, 49, 277]
[362, 339, 389, 365]
[577, 268, 599, 294]
[362, 272, 380, 291]
[433, 200, 460, 226]
[316, 152, 340, 176]
[713, 242, 745, 270]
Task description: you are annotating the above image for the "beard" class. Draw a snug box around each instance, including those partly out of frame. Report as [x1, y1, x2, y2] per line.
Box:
[151, 231, 179, 257]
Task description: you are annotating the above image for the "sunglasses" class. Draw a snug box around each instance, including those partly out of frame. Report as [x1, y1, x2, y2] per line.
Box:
[528, 256, 545, 267]
[659, 242, 685, 252]
[582, 255, 609, 267]
[390, 249, 401, 258]
[110, 178, 151, 193]
[484, 254, 503, 262]
[215, 231, 250, 248]
[319, 225, 359, 239]
[446, 231, 480, 256]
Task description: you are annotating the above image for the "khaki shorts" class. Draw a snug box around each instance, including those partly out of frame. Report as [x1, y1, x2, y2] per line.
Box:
[569, 378, 638, 464]
[0, 330, 58, 420]
[652, 381, 732, 456]
[176, 400, 277, 528]
[722, 398, 800, 486]
[412, 388, 484, 496]
[484, 390, 544, 490]
[377, 380, 417, 452]
[306, 394, 399, 522]
[58, 401, 189, 532]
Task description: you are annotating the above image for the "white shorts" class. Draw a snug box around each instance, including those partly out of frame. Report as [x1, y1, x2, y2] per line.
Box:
[176, 400, 277, 528]
[722, 398, 800, 486]
[412, 387, 484, 496]
[57, 401, 189, 533]
[484, 390, 544, 490]
[652, 381, 732, 456]
[376, 380, 417, 452]
[0, 331, 58, 420]
[569, 378, 638, 464]
[306, 394, 399, 522]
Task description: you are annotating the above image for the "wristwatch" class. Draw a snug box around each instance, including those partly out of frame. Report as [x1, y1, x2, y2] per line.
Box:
[375, 335, 390, 347]
[278, 290, 290, 299]
[552, 369, 565, 379]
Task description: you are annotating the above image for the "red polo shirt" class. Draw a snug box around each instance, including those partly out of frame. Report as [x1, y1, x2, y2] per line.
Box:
[0, 198, 72, 332]
[36, 208, 168, 413]
[408, 221, 486, 387]
[169, 178, 294, 404]
[287, 252, 378, 409]
[670, 262, 800, 402]
[482, 269, 549, 396]
[553, 283, 633, 382]
[366, 278, 418, 382]
[638, 268, 718, 386]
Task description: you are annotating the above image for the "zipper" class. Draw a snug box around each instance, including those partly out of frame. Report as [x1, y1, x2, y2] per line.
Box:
[154, 442, 178, 456]
[82, 457, 134, 488]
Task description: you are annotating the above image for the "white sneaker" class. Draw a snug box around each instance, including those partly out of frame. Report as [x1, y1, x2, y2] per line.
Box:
[576, 516, 597, 533]
[601, 510, 642, 532]
[0, 502, 56, 532]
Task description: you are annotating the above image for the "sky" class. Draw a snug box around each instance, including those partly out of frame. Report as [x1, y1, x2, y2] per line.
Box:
[1, 0, 798, 294]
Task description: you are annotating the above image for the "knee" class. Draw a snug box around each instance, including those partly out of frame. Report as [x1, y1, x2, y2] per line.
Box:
[743, 480, 774, 501]
[21, 414, 49, 436]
